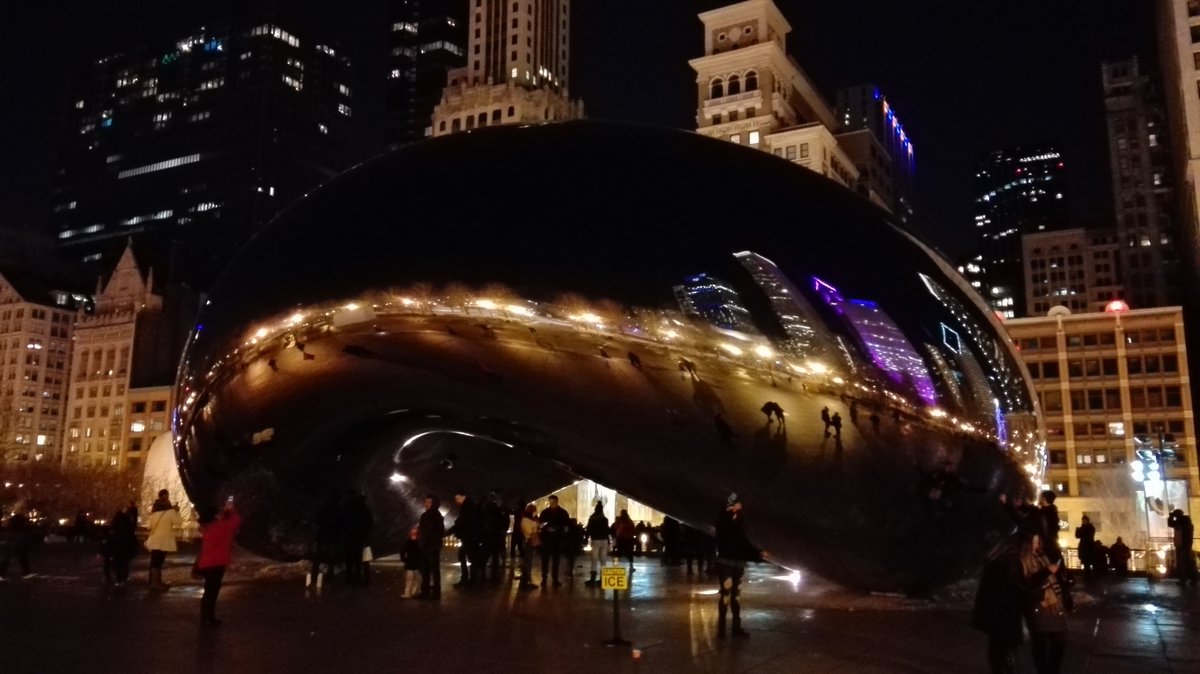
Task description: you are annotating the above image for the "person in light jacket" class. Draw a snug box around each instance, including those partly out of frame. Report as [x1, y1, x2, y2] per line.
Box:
[145, 489, 182, 590]
[196, 500, 241, 627]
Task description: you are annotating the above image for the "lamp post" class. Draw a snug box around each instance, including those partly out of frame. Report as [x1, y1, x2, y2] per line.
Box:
[1129, 426, 1179, 575]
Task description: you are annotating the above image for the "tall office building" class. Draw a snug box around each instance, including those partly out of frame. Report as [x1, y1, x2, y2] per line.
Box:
[385, 0, 468, 146]
[974, 145, 1070, 318]
[836, 85, 916, 221]
[430, 0, 582, 136]
[1103, 57, 1179, 308]
[1005, 305, 1198, 550]
[51, 10, 354, 288]
[1157, 0, 1200, 283]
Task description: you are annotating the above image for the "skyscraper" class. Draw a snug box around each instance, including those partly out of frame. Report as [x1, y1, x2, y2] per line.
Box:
[1156, 0, 1200, 285]
[1103, 57, 1179, 309]
[430, 0, 582, 136]
[974, 145, 1070, 318]
[51, 10, 354, 288]
[673, 273, 756, 333]
[385, 0, 468, 147]
[836, 85, 916, 221]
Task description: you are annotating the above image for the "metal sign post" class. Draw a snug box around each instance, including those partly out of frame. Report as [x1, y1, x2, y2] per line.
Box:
[601, 565, 631, 647]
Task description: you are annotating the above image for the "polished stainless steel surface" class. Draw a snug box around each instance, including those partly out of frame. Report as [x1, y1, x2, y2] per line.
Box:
[175, 121, 1043, 591]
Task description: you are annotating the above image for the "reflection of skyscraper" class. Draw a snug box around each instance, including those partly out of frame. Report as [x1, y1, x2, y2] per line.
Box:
[812, 276, 936, 405]
[734, 250, 823, 356]
[673, 273, 756, 333]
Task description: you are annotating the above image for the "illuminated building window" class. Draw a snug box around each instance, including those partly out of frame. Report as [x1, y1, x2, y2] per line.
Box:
[749, 131, 760, 146]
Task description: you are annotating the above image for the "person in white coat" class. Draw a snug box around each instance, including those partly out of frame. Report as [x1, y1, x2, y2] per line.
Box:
[145, 489, 182, 590]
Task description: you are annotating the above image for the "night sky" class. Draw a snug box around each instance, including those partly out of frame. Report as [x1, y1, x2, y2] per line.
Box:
[0, 0, 1155, 259]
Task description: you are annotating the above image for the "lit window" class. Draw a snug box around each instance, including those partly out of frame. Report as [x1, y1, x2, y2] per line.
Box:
[338, 103, 352, 117]
[317, 123, 329, 135]
[730, 134, 741, 144]
[749, 131, 760, 145]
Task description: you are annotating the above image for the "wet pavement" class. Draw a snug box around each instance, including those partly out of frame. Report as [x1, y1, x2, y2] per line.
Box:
[1, 544, 1197, 673]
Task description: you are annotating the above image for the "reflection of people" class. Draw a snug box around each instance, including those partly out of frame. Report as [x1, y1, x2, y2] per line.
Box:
[760, 401, 784, 426]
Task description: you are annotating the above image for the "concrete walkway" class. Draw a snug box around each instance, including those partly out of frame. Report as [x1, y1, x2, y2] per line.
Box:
[1, 545, 1197, 672]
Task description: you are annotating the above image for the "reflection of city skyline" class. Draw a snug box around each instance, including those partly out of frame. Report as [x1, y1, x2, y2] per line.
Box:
[672, 273, 756, 333]
[734, 251, 827, 359]
[811, 276, 937, 406]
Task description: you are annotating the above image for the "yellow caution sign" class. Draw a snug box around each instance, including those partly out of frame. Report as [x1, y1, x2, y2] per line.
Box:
[601, 565, 629, 591]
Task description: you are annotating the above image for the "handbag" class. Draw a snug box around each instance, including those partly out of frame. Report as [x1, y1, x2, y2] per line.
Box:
[362, 546, 374, 563]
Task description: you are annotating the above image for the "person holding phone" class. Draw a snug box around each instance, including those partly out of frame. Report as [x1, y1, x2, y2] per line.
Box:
[196, 498, 241, 627]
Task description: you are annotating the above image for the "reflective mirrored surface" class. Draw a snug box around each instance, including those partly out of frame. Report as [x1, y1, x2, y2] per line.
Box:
[175, 121, 1044, 591]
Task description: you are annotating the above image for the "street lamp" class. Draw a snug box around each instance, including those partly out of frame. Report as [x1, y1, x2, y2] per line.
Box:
[1129, 426, 1179, 575]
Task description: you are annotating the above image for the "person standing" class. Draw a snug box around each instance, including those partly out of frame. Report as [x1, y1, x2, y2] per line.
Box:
[518, 504, 540, 590]
[830, 412, 843, 439]
[1037, 491, 1062, 564]
[196, 499, 241, 628]
[538, 495, 570, 587]
[1020, 532, 1069, 673]
[714, 493, 764, 639]
[972, 533, 1027, 673]
[0, 510, 34, 581]
[1167, 509, 1197, 587]
[1108, 537, 1131, 577]
[145, 489, 182, 590]
[417, 495, 444, 599]
[612, 509, 637, 571]
[341, 492, 374, 586]
[447, 490, 479, 587]
[820, 406, 832, 436]
[102, 508, 137, 588]
[1074, 516, 1096, 578]
[400, 526, 422, 598]
[309, 492, 342, 589]
[584, 502, 610, 587]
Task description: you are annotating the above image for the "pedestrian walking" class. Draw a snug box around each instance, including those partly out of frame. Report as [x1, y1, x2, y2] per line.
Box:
[830, 412, 843, 439]
[145, 489, 182, 591]
[714, 493, 764, 639]
[196, 499, 241, 628]
[821, 406, 832, 436]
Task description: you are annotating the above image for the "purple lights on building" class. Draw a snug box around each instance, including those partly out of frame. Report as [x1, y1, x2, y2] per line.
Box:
[812, 276, 937, 405]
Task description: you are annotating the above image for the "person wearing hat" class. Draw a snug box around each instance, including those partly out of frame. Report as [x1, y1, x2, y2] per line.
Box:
[145, 489, 182, 591]
[713, 493, 764, 639]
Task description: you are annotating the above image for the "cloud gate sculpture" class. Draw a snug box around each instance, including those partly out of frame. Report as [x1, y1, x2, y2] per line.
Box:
[175, 121, 1044, 592]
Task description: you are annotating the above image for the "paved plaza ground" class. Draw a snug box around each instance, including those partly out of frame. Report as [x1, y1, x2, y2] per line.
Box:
[1, 543, 1197, 673]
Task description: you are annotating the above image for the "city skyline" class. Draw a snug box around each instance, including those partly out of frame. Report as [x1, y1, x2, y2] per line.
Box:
[1, 0, 1154, 259]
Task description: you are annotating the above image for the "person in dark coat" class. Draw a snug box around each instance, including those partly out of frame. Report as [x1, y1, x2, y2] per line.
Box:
[400, 526, 422, 598]
[1167, 509, 1197, 586]
[1075, 516, 1096, 577]
[1037, 491, 1062, 563]
[538, 495, 570, 587]
[478, 492, 508, 581]
[341, 492, 374, 585]
[612, 509, 637, 570]
[102, 508, 137, 588]
[714, 493, 764, 639]
[309, 492, 342, 589]
[417, 495, 445, 599]
[972, 534, 1027, 673]
[0, 511, 34, 580]
[1108, 537, 1131, 577]
[448, 490, 479, 586]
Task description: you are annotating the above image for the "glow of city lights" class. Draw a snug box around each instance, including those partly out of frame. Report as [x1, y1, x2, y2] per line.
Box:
[474, 299, 498, 310]
[288, 312, 305, 325]
[661, 329, 679, 340]
[718, 343, 743, 357]
[753, 345, 774, 359]
[569, 312, 603, 326]
[928, 408, 948, 418]
[806, 361, 828, 374]
[344, 303, 360, 311]
[399, 297, 416, 306]
[832, 376, 845, 385]
[254, 328, 269, 339]
[389, 472, 407, 484]
[506, 304, 532, 316]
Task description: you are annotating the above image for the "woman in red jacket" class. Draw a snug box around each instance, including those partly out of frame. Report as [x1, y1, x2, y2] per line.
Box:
[197, 499, 241, 627]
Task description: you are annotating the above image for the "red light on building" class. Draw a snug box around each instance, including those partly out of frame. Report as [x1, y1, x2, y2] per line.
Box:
[1105, 299, 1130, 313]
